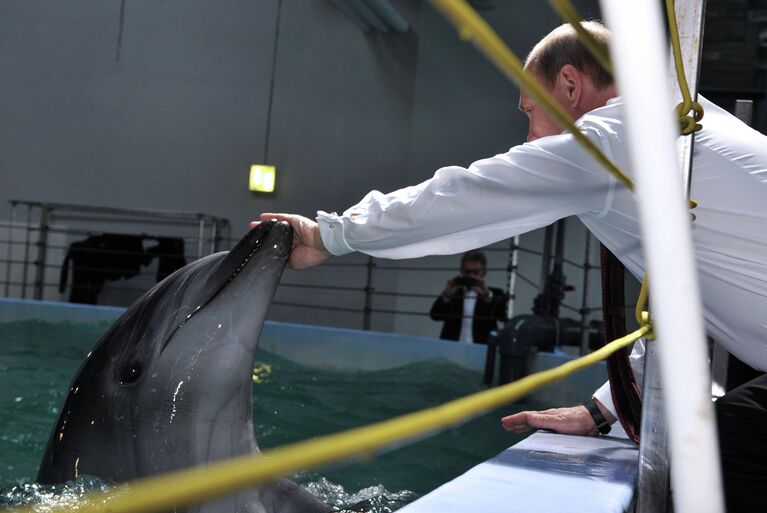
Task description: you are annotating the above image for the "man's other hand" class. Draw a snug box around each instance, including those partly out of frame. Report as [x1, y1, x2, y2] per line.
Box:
[442, 278, 461, 298]
[501, 402, 614, 436]
[251, 213, 332, 270]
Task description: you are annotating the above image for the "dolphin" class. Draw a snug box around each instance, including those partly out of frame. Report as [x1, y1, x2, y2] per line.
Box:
[37, 220, 333, 513]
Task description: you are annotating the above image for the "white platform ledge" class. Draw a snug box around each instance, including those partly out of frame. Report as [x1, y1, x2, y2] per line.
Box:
[399, 426, 638, 513]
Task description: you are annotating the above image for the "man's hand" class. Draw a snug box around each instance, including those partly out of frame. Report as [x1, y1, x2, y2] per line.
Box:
[501, 401, 615, 436]
[471, 277, 489, 296]
[251, 213, 332, 270]
[442, 278, 461, 298]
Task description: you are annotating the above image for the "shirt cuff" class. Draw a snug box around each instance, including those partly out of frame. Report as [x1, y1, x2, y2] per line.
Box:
[316, 211, 355, 256]
[592, 380, 617, 421]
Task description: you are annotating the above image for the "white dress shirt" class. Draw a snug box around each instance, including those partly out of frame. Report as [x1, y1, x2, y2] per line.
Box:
[459, 290, 477, 344]
[317, 96, 767, 418]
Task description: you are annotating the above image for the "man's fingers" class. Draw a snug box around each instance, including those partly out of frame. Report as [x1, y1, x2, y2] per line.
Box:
[251, 213, 291, 228]
[501, 412, 536, 433]
[257, 213, 307, 243]
[248, 213, 330, 271]
[259, 212, 292, 223]
[502, 406, 599, 436]
[524, 411, 564, 431]
[501, 409, 565, 432]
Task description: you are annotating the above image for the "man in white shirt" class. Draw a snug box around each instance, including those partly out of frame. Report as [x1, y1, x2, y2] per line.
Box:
[255, 22, 767, 512]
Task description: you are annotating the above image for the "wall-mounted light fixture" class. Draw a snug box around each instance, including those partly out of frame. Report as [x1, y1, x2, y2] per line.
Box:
[249, 165, 276, 193]
[250, 1, 282, 195]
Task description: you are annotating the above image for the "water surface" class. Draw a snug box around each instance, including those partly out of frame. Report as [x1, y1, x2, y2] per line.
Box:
[0, 320, 529, 511]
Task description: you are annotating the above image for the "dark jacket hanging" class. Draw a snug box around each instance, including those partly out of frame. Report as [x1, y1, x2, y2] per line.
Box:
[59, 233, 175, 304]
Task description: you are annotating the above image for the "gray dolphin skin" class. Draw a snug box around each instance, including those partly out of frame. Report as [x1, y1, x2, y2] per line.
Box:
[37, 220, 333, 513]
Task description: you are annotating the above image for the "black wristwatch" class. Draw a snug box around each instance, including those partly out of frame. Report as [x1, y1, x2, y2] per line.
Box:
[583, 398, 612, 435]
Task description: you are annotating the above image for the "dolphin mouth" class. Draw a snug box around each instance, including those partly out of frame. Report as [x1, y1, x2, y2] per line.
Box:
[223, 241, 266, 286]
[159, 220, 290, 351]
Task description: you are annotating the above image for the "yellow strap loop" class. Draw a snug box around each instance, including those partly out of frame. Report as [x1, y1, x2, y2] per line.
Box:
[635, 275, 655, 341]
[666, 0, 704, 134]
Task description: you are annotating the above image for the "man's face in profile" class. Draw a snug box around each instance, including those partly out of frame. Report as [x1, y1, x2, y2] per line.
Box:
[519, 86, 565, 142]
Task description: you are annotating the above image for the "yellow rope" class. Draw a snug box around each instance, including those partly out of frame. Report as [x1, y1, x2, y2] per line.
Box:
[665, 0, 704, 134]
[427, 0, 635, 192]
[635, 275, 649, 327]
[8, 324, 651, 513]
[546, 0, 612, 75]
[634, 275, 656, 340]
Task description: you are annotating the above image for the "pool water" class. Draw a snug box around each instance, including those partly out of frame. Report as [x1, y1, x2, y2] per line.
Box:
[0, 320, 530, 511]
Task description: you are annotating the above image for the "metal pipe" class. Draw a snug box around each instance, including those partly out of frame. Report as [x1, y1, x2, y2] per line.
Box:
[670, 0, 706, 198]
[33, 206, 50, 300]
[197, 217, 205, 259]
[734, 99, 754, 125]
[210, 221, 218, 254]
[20, 204, 33, 299]
[8, 199, 223, 222]
[637, 339, 670, 513]
[600, 1, 723, 511]
[550, 219, 567, 318]
[4, 202, 17, 297]
[362, 256, 375, 330]
[364, 0, 409, 32]
[579, 230, 592, 355]
[539, 224, 554, 294]
[505, 235, 520, 322]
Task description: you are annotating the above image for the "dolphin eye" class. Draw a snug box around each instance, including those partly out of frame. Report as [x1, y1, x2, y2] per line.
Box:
[119, 362, 143, 385]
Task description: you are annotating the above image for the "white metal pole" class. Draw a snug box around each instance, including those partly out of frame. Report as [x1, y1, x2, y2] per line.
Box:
[598, 2, 724, 513]
[506, 235, 520, 322]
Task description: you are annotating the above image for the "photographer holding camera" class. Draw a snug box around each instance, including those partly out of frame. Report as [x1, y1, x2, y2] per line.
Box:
[429, 251, 506, 344]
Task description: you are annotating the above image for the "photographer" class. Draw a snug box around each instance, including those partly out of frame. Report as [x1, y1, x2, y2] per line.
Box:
[429, 251, 506, 344]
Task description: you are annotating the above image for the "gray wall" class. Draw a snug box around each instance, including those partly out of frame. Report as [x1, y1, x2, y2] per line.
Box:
[0, 0, 607, 338]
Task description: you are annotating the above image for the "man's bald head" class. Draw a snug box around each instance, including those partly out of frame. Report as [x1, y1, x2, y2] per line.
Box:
[525, 21, 613, 90]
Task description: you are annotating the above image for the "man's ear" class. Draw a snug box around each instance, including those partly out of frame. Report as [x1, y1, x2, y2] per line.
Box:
[558, 64, 583, 107]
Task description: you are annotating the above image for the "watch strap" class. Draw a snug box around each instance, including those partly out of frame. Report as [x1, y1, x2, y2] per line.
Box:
[583, 398, 612, 435]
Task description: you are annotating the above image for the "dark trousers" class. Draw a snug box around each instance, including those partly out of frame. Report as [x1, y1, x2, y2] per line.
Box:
[716, 373, 767, 513]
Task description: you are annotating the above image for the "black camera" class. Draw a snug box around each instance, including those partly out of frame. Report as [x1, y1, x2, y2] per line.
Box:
[454, 276, 480, 287]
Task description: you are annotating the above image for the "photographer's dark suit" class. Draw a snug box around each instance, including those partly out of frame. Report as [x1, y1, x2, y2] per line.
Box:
[429, 287, 506, 344]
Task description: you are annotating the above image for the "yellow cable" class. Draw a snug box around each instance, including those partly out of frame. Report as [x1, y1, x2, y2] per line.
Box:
[546, 0, 612, 75]
[634, 275, 656, 340]
[427, 0, 635, 192]
[635, 275, 650, 327]
[9, 325, 651, 513]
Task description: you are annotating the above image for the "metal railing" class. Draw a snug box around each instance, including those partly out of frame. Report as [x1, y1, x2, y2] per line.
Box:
[2, 200, 229, 301]
[1, 201, 605, 342]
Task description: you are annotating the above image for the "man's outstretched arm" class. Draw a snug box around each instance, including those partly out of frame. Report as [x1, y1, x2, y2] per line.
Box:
[501, 399, 616, 436]
[252, 213, 332, 270]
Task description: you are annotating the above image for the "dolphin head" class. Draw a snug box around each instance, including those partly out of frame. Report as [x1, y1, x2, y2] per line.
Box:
[38, 220, 293, 484]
